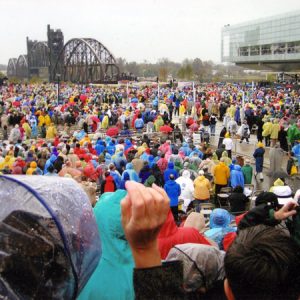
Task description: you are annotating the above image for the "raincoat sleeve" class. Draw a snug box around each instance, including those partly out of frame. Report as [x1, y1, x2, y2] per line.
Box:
[238, 204, 280, 231]
[133, 261, 184, 300]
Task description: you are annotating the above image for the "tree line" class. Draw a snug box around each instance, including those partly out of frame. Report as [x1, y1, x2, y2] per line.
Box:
[116, 57, 257, 82]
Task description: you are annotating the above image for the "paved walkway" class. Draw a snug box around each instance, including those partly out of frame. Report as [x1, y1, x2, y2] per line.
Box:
[172, 116, 299, 192]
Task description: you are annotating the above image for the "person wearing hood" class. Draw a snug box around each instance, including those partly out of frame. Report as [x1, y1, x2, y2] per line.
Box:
[158, 210, 211, 259]
[238, 120, 250, 144]
[44, 154, 57, 174]
[270, 119, 280, 147]
[193, 170, 212, 212]
[122, 163, 140, 182]
[292, 141, 300, 168]
[213, 158, 230, 205]
[140, 148, 151, 162]
[137, 142, 148, 157]
[262, 118, 272, 147]
[101, 114, 109, 129]
[164, 162, 178, 182]
[166, 243, 225, 296]
[230, 164, 245, 189]
[221, 151, 232, 167]
[87, 143, 97, 156]
[269, 178, 293, 206]
[253, 142, 265, 181]
[164, 174, 181, 221]
[0, 155, 15, 171]
[22, 121, 31, 139]
[78, 190, 134, 300]
[106, 141, 116, 156]
[108, 164, 122, 189]
[139, 162, 151, 184]
[204, 209, 236, 249]
[176, 170, 194, 212]
[9, 125, 21, 144]
[26, 161, 38, 175]
[119, 172, 130, 190]
[154, 115, 164, 132]
[242, 159, 253, 184]
[179, 142, 192, 156]
[46, 123, 57, 139]
[95, 140, 105, 155]
[222, 133, 233, 159]
[101, 171, 117, 194]
[134, 114, 144, 132]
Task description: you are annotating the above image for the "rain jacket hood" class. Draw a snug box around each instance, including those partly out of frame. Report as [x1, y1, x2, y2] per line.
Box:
[78, 190, 134, 300]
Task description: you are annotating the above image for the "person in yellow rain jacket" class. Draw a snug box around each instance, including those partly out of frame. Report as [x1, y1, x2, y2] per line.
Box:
[154, 115, 164, 132]
[38, 113, 45, 127]
[46, 123, 57, 139]
[262, 118, 272, 147]
[79, 134, 91, 147]
[270, 119, 280, 147]
[101, 114, 109, 129]
[179, 103, 186, 117]
[26, 161, 37, 175]
[0, 155, 15, 171]
[228, 104, 236, 119]
[22, 121, 32, 139]
[44, 114, 52, 127]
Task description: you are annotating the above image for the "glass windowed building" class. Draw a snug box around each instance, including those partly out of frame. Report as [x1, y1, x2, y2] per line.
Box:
[221, 11, 300, 71]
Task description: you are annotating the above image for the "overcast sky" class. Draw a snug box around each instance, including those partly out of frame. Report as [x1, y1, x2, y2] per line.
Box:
[1, 0, 300, 65]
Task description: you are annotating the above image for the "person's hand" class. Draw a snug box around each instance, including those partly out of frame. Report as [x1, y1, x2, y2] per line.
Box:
[274, 201, 298, 221]
[121, 181, 170, 268]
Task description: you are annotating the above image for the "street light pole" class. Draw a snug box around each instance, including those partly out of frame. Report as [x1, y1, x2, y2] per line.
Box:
[56, 73, 61, 106]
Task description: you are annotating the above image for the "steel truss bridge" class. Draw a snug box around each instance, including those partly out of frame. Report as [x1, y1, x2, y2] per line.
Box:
[7, 25, 123, 83]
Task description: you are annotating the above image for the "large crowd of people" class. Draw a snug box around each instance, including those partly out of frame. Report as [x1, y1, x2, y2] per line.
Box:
[0, 81, 300, 299]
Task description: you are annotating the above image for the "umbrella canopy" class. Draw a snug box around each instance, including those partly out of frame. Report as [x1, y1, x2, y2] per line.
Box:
[106, 127, 119, 137]
[160, 125, 173, 133]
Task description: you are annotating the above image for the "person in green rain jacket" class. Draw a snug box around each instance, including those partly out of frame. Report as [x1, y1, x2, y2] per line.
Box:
[78, 190, 134, 300]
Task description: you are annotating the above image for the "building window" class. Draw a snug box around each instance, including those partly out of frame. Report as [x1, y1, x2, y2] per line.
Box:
[273, 43, 286, 54]
[261, 44, 272, 55]
[250, 46, 260, 56]
[288, 41, 300, 53]
[239, 47, 249, 56]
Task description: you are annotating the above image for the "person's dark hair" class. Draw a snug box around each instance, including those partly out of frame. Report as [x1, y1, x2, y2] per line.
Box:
[255, 192, 279, 209]
[105, 171, 110, 177]
[232, 185, 243, 193]
[47, 165, 55, 173]
[225, 225, 300, 300]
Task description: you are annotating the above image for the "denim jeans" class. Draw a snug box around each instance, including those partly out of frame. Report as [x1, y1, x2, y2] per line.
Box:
[210, 124, 216, 135]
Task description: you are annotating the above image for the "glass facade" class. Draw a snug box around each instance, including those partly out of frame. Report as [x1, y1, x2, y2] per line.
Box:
[221, 11, 300, 64]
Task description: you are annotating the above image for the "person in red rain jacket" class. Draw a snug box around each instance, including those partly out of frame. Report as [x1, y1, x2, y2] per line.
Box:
[157, 210, 212, 259]
[87, 143, 97, 155]
[101, 171, 117, 194]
